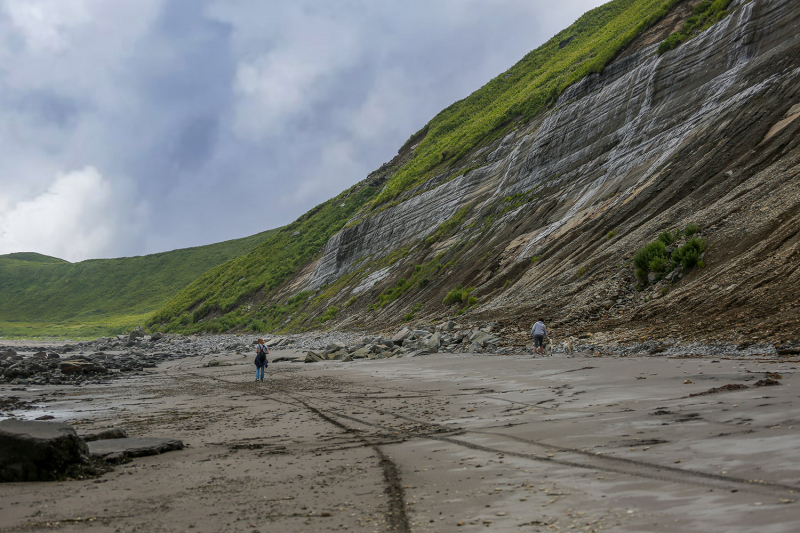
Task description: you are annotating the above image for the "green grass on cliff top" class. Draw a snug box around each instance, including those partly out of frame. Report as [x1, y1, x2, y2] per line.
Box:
[371, 0, 681, 207]
[0, 229, 275, 338]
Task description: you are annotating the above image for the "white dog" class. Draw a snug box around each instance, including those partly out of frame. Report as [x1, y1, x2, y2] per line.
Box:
[563, 337, 575, 355]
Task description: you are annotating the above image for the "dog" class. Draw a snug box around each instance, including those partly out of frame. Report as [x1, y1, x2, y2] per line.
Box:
[563, 337, 575, 355]
[544, 338, 553, 356]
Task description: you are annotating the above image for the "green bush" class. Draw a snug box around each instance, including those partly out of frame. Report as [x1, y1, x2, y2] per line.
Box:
[576, 267, 586, 279]
[684, 223, 699, 236]
[633, 240, 667, 272]
[319, 306, 339, 323]
[658, 231, 675, 245]
[648, 255, 668, 272]
[672, 238, 706, 269]
[443, 285, 475, 306]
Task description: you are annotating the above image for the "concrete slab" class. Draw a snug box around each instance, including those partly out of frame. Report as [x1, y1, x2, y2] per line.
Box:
[87, 437, 184, 462]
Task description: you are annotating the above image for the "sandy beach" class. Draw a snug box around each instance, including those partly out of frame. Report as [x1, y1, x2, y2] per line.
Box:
[2, 347, 799, 533]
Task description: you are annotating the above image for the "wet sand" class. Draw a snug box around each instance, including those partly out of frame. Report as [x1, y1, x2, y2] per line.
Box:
[1, 349, 799, 532]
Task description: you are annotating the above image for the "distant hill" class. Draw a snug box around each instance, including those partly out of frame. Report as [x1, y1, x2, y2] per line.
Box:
[1, 252, 68, 264]
[0, 229, 275, 337]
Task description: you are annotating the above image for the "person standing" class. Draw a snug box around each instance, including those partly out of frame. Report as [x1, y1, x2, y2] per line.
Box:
[529, 317, 549, 356]
[255, 338, 269, 381]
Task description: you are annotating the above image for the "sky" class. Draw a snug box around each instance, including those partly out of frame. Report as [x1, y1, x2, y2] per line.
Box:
[0, 0, 606, 262]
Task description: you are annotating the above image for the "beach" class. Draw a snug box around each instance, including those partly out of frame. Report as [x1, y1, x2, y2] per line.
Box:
[1, 346, 799, 532]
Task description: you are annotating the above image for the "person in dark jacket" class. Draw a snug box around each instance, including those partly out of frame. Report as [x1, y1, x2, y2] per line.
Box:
[255, 338, 269, 381]
[529, 318, 549, 356]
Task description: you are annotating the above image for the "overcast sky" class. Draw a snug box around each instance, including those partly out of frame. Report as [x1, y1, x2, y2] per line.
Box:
[0, 0, 606, 262]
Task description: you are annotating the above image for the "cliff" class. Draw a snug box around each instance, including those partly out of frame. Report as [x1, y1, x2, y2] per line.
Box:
[152, 0, 800, 346]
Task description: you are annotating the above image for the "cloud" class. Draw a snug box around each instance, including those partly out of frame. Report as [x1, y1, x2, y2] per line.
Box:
[0, 0, 608, 261]
[0, 167, 139, 261]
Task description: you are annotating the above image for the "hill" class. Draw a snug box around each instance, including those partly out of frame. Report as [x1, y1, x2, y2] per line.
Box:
[0, 229, 275, 337]
[148, 0, 800, 347]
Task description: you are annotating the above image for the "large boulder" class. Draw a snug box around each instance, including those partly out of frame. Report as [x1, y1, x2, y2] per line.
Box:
[0, 420, 90, 482]
[304, 351, 324, 363]
[427, 332, 442, 349]
[128, 326, 145, 340]
[391, 327, 412, 345]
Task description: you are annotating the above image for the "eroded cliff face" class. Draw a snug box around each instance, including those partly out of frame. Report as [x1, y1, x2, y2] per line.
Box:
[286, 0, 800, 344]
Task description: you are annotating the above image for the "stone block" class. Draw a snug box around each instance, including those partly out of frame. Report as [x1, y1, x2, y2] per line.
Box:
[0, 420, 89, 482]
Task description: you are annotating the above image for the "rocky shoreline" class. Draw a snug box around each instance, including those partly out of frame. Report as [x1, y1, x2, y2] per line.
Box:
[2, 320, 797, 387]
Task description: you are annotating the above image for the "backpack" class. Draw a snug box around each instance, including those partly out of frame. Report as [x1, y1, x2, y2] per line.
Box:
[256, 343, 268, 364]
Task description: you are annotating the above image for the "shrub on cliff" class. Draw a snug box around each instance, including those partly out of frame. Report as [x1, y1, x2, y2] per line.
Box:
[443, 285, 475, 306]
[672, 237, 706, 269]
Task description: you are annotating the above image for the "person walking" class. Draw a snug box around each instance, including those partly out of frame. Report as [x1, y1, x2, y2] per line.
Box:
[255, 338, 269, 381]
[529, 317, 549, 356]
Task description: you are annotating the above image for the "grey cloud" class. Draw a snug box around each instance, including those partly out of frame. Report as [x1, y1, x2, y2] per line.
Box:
[0, 0, 606, 260]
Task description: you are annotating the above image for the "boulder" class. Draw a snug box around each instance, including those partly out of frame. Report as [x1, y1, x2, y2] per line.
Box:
[59, 360, 108, 375]
[326, 342, 346, 352]
[330, 350, 352, 361]
[0, 420, 90, 482]
[150, 332, 164, 342]
[412, 329, 430, 337]
[402, 339, 426, 350]
[470, 332, 496, 347]
[427, 332, 442, 349]
[128, 327, 145, 340]
[391, 327, 412, 344]
[351, 348, 371, 359]
[304, 351, 324, 363]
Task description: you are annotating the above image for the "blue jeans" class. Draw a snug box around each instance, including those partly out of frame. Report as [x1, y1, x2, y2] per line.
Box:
[255, 364, 265, 381]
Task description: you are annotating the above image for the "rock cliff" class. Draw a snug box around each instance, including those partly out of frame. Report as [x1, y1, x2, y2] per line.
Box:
[282, 0, 800, 344]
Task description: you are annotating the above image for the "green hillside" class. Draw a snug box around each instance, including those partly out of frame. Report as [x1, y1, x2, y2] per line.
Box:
[0, 229, 275, 338]
[147, 0, 685, 335]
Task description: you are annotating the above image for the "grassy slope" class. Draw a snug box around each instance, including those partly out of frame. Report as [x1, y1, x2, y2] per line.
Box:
[147, 181, 380, 333]
[372, 0, 681, 206]
[0, 229, 275, 337]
